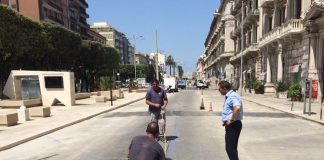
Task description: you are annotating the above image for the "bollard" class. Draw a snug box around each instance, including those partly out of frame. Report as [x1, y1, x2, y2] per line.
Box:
[320, 95, 323, 120]
[209, 102, 213, 111]
[291, 101, 293, 111]
[200, 97, 205, 110]
[17, 105, 30, 123]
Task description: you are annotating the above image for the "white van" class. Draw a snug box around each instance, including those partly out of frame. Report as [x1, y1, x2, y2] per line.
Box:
[163, 77, 178, 92]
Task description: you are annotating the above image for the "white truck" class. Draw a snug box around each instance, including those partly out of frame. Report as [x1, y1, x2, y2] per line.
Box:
[163, 77, 178, 92]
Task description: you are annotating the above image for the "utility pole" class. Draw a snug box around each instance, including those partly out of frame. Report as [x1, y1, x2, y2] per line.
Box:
[155, 30, 159, 81]
[239, 0, 244, 96]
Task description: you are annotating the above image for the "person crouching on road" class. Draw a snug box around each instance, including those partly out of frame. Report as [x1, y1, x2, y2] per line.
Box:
[218, 80, 243, 160]
[128, 122, 166, 160]
[145, 79, 168, 141]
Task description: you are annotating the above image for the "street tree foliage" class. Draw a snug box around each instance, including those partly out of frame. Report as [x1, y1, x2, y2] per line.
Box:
[77, 40, 119, 92]
[0, 5, 121, 93]
[43, 22, 82, 71]
[0, 5, 47, 88]
[118, 64, 155, 83]
[165, 55, 174, 76]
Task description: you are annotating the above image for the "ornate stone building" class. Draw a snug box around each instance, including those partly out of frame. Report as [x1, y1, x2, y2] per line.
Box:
[90, 22, 131, 64]
[204, 0, 235, 89]
[230, 0, 260, 91]
[202, 0, 323, 101]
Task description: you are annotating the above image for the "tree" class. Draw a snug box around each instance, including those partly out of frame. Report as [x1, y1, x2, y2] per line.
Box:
[76, 41, 119, 92]
[0, 5, 47, 90]
[172, 61, 176, 76]
[165, 55, 174, 76]
[43, 22, 81, 71]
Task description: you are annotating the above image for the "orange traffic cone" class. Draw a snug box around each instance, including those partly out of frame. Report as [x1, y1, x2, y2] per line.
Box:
[209, 102, 213, 111]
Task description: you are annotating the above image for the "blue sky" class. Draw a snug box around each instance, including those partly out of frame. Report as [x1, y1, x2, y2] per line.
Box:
[87, 0, 219, 72]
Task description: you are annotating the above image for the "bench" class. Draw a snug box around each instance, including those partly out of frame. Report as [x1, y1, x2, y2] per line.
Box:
[29, 106, 51, 117]
[112, 89, 124, 99]
[0, 98, 42, 108]
[95, 96, 106, 103]
[99, 91, 117, 101]
[75, 93, 91, 100]
[0, 111, 18, 126]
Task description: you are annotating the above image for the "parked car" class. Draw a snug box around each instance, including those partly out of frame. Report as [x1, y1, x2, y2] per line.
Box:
[177, 79, 186, 89]
[196, 80, 208, 89]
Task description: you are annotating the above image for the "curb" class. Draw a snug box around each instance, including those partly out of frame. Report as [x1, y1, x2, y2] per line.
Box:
[0, 97, 145, 151]
[244, 98, 324, 126]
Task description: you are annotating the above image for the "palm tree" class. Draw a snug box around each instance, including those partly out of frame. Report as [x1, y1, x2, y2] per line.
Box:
[172, 61, 176, 76]
[165, 55, 174, 76]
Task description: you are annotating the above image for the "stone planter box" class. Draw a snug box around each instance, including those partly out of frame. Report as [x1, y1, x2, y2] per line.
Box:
[276, 91, 287, 99]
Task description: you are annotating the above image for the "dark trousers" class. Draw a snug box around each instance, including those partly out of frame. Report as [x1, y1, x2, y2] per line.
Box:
[225, 120, 242, 160]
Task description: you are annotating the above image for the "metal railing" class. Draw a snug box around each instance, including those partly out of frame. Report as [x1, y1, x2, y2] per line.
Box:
[259, 19, 303, 47]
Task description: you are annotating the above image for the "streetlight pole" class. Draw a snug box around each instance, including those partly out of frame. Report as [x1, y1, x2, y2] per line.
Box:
[239, 0, 244, 96]
[132, 35, 143, 80]
[155, 30, 159, 81]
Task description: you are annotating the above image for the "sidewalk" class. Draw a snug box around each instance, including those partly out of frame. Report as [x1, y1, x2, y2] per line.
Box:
[0, 91, 146, 151]
[242, 92, 324, 125]
[200, 89, 324, 125]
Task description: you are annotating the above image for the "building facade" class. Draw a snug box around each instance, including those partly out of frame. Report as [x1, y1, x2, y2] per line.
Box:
[87, 29, 106, 44]
[230, 0, 260, 91]
[90, 22, 131, 64]
[204, 0, 235, 89]
[0, 0, 90, 39]
[202, 0, 323, 101]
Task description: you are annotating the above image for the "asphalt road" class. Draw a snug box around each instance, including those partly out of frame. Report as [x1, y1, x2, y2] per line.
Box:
[1, 89, 324, 160]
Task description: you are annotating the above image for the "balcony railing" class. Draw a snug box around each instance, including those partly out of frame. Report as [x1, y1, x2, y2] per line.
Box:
[78, 0, 88, 8]
[244, 43, 258, 54]
[44, 0, 63, 12]
[259, 19, 303, 47]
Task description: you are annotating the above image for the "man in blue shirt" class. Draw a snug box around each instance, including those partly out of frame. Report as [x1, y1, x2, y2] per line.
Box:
[218, 80, 243, 160]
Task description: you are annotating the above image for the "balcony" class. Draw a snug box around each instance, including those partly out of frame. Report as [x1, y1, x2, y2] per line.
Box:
[80, 12, 89, 19]
[210, 35, 225, 53]
[230, 43, 258, 63]
[44, 14, 64, 25]
[77, 0, 88, 8]
[260, 0, 274, 7]
[220, 51, 234, 59]
[259, 19, 304, 48]
[243, 9, 259, 25]
[243, 43, 259, 59]
[43, 0, 63, 12]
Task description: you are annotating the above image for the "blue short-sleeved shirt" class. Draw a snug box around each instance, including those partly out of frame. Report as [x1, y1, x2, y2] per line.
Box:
[221, 90, 243, 122]
[146, 87, 167, 112]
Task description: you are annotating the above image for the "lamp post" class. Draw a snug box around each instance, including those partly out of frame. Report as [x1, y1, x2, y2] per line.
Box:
[155, 30, 159, 81]
[214, 0, 244, 96]
[239, 0, 244, 96]
[131, 35, 143, 80]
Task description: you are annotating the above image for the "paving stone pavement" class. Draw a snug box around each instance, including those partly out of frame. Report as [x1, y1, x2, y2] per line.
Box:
[0, 90, 146, 151]
[1, 88, 323, 152]
[201, 89, 324, 126]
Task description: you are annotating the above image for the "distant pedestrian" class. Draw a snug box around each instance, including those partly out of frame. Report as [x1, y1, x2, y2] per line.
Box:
[218, 80, 243, 160]
[145, 79, 168, 141]
[128, 122, 166, 160]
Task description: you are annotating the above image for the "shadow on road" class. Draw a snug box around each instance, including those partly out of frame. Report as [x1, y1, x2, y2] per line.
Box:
[166, 135, 178, 141]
